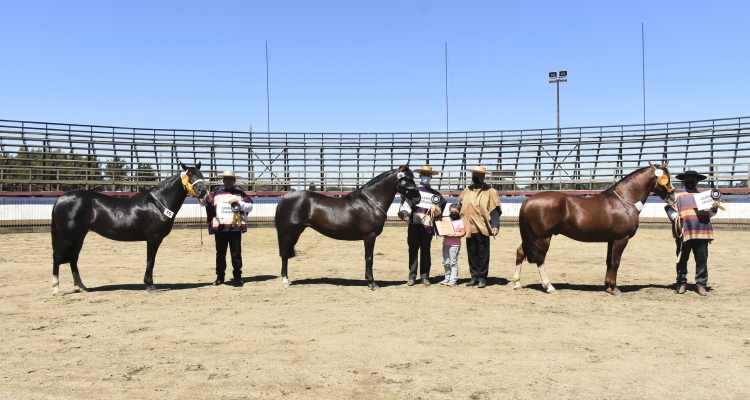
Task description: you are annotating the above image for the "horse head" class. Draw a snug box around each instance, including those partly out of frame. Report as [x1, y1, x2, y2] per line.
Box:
[648, 160, 676, 204]
[179, 161, 208, 202]
[395, 165, 420, 203]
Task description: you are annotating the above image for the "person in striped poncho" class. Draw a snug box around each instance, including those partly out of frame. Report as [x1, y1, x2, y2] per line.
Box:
[664, 170, 719, 296]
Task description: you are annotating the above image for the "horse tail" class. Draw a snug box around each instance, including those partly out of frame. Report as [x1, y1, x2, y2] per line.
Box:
[51, 207, 59, 254]
[50, 201, 67, 264]
[274, 197, 296, 258]
[519, 201, 542, 264]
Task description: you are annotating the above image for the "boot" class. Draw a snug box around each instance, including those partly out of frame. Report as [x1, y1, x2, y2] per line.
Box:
[421, 274, 430, 287]
[213, 277, 224, 286]
[675, 284, 686, 294]
[466, 278, 478, 287]
[478, 278, 487, 289]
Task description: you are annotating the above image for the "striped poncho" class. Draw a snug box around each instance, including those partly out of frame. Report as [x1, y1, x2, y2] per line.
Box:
[673, 190, 715, 242]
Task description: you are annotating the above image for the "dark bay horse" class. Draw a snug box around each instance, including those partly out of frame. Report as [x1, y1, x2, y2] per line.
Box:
[275, 165, 419, 290]
[513, 162, 676, 295]
[50, 163, 207, 295]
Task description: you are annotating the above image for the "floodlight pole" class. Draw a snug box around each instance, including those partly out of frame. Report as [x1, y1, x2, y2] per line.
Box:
[556, 79, 560, 138]
[549, 71, 567, 138]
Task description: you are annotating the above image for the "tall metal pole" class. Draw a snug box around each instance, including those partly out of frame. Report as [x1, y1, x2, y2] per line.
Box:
[556, 79, 560, 138]
[445, 41, 449, 134]
[642, 23, 646, 129]
[266, 41, 270, 134]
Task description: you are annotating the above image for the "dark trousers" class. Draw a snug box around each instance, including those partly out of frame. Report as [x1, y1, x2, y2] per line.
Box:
[676, 239, 708, 287]
[408, 227, 433, 279]
[215, 231, 243, 279]
[466, 233, 490, 279]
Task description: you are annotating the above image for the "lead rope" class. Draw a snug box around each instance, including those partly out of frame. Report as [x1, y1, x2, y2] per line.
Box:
[199, 199, 208, 264]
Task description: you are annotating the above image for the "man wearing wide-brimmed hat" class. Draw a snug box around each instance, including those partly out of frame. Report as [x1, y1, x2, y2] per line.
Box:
[398, 165, 447, 286]
[204, 170, 254, 287]
[458, 166, 501, 288]
[664, 170, 719, 296]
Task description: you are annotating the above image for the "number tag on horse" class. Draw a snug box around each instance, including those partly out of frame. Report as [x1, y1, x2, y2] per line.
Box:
[163, 208, 175, 218]
[634, 201, 644, 212]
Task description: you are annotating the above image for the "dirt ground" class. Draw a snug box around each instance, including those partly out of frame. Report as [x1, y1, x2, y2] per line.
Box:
[1, 225, 749, 399]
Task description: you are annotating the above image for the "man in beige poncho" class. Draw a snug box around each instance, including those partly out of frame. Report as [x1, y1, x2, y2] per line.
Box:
[458, 166, 501, 288]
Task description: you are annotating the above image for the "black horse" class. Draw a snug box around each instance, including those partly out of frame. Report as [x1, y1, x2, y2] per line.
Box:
[50, 162, 207, 294]
[275, 165, 419, 290]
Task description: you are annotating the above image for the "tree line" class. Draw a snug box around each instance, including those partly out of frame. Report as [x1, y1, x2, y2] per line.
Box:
[1, 147, 158, 191]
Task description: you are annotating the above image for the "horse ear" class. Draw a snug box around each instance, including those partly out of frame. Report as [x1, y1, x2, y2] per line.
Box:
[196, 161, 201, 170]
[398, 165, 408, 172]
[648, 161, 655, 168]
[179, 161, 188, 171]
[661, 160, 669, 169]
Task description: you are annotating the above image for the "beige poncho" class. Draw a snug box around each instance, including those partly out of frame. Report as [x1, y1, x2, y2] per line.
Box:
[457, 184, 501, 238]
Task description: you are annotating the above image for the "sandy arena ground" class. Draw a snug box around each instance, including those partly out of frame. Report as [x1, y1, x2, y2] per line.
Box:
[1, 225, 749, 399]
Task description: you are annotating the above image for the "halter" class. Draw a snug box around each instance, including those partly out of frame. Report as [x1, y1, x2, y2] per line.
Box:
[181, 172, 204, 197]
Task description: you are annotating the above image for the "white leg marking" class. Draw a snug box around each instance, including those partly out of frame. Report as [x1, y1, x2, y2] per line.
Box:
[282, 277, 290, 288]
[512, 263, 523, 290]
[537, 264, 556, 293]
[72, 272, 87, 292]
[52, 275, 61, 295]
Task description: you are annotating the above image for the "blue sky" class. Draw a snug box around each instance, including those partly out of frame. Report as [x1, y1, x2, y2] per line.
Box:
[1, 1, 748, 133]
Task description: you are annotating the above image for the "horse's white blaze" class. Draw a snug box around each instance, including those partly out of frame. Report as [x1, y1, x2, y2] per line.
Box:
[52, 275, 60, 295]
[512, 263, 523, 290]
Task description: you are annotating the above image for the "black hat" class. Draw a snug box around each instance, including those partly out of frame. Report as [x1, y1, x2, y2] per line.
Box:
[675, 170, 707, 181]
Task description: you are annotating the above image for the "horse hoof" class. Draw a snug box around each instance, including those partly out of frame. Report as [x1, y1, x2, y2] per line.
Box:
[146, 285, 158, 293]
[613, 290, 623, 297]
[52, 289, 62, 296]
[75, 287, 88, 293]
[546, 284, 556, 294]
[281, 278, 290, 288]
[369, 283, 380, 291]
[605, 287, 613, 294]
[513, 282, 522, 290]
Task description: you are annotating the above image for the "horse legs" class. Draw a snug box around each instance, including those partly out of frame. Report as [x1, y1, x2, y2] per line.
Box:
[52, 239, 71, 295]
[279, 228, 305, 288]
[363, 234, 379, 291]
[534, 237, 556, 294]
[605, 237, 630, 296]
[68, 234, 88, 292]
[513, 245, 525, 290]
[144, 237, 164, 292]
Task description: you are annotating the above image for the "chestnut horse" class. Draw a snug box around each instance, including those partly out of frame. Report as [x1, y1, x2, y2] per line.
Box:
[275, 165, 419, 290]
[513, 162, 675, 295]
[50, 163, 207, 294]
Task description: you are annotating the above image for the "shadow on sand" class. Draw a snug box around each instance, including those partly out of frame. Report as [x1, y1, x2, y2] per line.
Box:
[523, 282, 674, 294]
[87, 274, 277, 292]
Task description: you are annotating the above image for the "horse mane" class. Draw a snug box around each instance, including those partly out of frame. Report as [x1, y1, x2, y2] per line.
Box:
[602, 166, 652, 195]
[139, 173, 181, 198]
[346, 168, 398, 203]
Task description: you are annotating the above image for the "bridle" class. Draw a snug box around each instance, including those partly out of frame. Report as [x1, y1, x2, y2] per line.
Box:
[613, 166, 675, 211]
[181, 171, 205, 197]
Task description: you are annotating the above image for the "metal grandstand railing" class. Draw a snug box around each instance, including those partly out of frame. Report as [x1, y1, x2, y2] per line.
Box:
[1, 117, 749, 194]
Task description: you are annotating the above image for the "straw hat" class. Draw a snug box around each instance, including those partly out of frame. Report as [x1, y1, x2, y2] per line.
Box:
[675, 170, 707, 181]
[464, 166, 491, 175]
[413, 165, 440, 176]
[218, 170, 238, 179]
